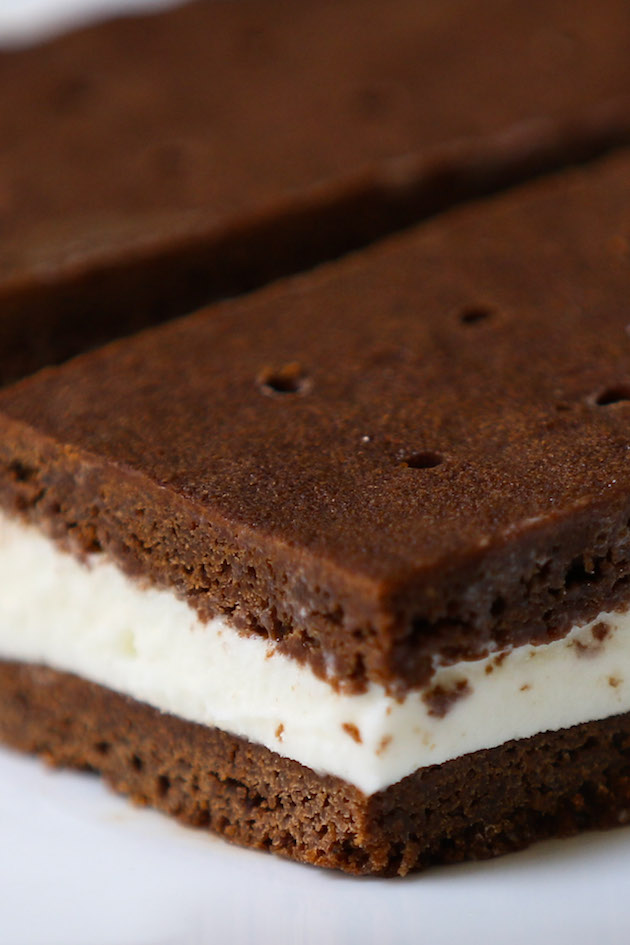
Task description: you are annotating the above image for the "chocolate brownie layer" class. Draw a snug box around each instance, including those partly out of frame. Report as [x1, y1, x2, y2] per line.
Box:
[3, 0, 630, 382]
[3, 660, 630, 876]
[1, 153, 630, 691]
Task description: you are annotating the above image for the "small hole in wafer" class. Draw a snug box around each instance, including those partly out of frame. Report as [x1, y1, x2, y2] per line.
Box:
[594, 385, 630, 406]
[460, 305, 493, 325]
[403, 451, 443, 469]
[258, 362, 311, 395]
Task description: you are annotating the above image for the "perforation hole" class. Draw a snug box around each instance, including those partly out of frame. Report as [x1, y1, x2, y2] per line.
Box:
[594, 385, 630, 406]
[402, 451, 443, 469]
[460, 305, 493, 325]
[258, 362, 311, 396]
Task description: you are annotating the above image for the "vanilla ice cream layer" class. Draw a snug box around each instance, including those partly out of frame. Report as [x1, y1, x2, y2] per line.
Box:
[1, 513, 630, 795]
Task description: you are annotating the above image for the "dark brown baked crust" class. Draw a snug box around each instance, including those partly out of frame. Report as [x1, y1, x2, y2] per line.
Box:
[3, 0, 630, 382]
[2, 153, 630, 690]
[3, 659, 630, 876]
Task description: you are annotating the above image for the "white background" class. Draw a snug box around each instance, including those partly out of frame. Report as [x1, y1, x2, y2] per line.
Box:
[2, 2, 630, 942]
[4, 742, 630, 945]
[0, 0, 175, 44]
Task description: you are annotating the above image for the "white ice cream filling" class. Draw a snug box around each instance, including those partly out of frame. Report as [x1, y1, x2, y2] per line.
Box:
[1, 513, 630, 795]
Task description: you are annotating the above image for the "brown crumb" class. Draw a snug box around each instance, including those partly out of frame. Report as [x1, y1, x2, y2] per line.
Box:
[592, 621, 611, 642]
[275, 723, 284, 741]
[493, 652, 507, 668]
[571, 638, 603, 658]
[609, 676, 622, 688]
[485, 664, 494, 675]
[520, 683, 531, 692]
[342, 722, 362, 743]
[423, 678, 472, 718]
[376, 735, 392, 755]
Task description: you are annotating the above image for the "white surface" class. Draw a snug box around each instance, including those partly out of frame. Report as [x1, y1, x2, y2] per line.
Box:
[3, 745, 630, 945]
[3, 1, 630, 943]
[0, 0, 178, 44]
[5, 514, 630, 793]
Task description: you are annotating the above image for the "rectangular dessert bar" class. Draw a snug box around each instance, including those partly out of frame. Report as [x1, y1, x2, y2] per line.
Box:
[2, 150, 630, 874]
[3, 0, 630, 383]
